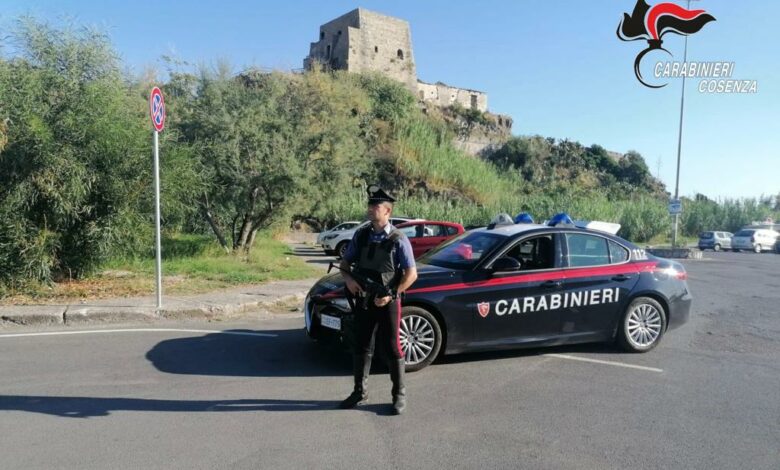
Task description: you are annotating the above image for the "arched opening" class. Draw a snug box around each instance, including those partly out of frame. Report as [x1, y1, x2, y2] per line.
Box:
[320, 31, 325, 40]
[374, 46, 379, 53]
[397, 49, 404, 60]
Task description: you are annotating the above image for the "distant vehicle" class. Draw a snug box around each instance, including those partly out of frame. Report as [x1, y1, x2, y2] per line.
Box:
[316, 221, 362, 245]
[731, 229, 779, 253]
[697, 231, 733, 252]
[395, 221, 465, 258]
[320, 217, 422, 257]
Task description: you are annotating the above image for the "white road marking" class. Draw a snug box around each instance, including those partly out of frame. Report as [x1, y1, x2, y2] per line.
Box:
[0, 328, 277, 339]
[544, 353, 663, 373]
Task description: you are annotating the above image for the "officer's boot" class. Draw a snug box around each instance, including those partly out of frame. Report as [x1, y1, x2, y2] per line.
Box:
[389, 358, 407, 415]
[339, 353, 372, 409]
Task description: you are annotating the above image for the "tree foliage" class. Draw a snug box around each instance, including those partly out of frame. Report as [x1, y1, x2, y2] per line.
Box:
[168, 68, 374, 251]
[0, 19, 154, 285]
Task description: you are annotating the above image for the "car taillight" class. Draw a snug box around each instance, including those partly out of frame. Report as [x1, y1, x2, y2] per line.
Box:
[654, 266, 687, 281]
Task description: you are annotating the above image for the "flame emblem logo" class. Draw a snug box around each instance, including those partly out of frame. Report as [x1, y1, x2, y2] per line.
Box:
[617, 0, 716, 88]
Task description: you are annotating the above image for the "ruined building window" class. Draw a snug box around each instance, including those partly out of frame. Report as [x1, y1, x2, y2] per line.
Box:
[471, 94, 478, 109]
[326, 45, 331, 59]
[320, 31, 325, 40]
[419, 90, 425, 100]
[397, 49, 404, 60]
[374, 46, 378, 53]
[338, 30, 342, 35]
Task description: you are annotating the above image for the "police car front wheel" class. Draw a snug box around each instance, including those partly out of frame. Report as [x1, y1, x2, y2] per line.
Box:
[400, 307, 442, 372]
[618, 297, 667, 353]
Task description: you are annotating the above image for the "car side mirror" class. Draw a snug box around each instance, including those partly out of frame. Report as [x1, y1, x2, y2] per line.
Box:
[492, 257, 522, 272]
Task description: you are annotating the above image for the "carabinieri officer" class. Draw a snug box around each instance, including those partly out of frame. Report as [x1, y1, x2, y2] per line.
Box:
[338, 184, 417, 415]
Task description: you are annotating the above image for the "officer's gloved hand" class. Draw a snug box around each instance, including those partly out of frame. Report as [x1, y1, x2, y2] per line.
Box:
[345, 278, 363, 296]
[374, 296, 392, 307]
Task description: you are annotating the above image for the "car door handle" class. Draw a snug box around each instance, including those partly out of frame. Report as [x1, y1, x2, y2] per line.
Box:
[541, 280, 562, 288]
[612, 274, 631, 282]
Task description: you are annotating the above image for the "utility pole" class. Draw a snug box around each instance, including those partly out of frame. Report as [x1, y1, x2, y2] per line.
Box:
[672, 0, 696, 248]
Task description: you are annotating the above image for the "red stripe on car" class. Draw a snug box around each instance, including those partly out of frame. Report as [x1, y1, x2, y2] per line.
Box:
[406, 261, 657, 294]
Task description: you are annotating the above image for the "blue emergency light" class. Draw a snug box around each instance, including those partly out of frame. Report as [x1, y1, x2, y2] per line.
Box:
[514, 212, 534, 224]
[547, 212, 574, 227]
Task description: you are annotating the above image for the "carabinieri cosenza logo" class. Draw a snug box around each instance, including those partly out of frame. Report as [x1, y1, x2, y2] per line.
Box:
[617, 0, 716, 88]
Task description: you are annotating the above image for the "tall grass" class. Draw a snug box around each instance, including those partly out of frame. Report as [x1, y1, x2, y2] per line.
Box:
[395, 117, 526, 206]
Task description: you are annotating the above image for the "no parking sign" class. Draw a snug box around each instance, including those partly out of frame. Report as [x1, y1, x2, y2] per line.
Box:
[149, 87, 165, 132]
[149, 86, 165, 310]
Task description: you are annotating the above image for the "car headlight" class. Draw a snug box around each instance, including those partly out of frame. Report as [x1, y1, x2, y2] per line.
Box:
[323, 234, 339, 241]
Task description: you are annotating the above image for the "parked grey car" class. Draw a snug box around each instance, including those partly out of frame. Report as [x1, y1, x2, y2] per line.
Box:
[698, 231, 732, 251]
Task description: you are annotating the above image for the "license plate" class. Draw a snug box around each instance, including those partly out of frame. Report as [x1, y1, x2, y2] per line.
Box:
[320, 314, 341, 331]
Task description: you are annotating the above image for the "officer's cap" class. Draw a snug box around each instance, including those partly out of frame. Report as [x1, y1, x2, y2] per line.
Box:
[367, 184, 396, 204]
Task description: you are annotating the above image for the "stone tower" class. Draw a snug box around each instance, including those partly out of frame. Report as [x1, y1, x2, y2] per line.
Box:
[303, 8, 418, 91]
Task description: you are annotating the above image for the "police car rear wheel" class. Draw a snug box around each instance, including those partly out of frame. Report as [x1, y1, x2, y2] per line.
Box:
[618, 297, 666, 353]
[400, 307, 442, 372]
[754, 244, 762, 253]
[713, 243, 721, 252]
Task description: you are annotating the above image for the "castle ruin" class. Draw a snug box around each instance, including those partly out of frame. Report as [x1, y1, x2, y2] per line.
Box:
[303, 8, 490, 114]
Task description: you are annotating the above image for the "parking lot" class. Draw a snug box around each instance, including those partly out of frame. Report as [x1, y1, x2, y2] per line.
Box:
[0, 251, 778, 469]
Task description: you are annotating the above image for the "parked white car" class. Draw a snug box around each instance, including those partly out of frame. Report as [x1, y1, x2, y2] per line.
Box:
[316, 221, 362, 245]
[731, 228, 779, 253]
[320, 217, 422, 257]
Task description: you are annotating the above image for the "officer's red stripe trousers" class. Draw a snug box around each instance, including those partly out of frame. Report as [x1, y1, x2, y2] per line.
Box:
[396, 298, 403, 358]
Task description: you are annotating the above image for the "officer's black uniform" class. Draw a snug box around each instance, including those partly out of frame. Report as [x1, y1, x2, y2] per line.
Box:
[339, 186, 412, 415]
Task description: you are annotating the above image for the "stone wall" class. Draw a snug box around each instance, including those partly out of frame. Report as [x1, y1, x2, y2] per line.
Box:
[303, 10, 357, 71]
[417, 80, 488, 112]
[349, 10, 417, 90]
[304, 8, 417, 90]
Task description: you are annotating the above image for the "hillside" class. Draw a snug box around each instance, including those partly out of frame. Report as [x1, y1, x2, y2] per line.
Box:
[2, 19, 778, 288]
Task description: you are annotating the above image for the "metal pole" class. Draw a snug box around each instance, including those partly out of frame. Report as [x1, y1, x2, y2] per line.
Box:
[672, 0, 692, 248]
[153, 130, 163, 310]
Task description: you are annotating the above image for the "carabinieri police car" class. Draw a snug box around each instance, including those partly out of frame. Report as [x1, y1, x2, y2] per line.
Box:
[304, 214, 692, 371]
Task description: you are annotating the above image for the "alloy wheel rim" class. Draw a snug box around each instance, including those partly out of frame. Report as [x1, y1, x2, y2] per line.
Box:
[400, 315, 435, 365]
[627, 304, 662, 348]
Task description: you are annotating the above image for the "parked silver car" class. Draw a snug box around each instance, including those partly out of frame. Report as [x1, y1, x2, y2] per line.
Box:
[731, 228, 779, 253]
[697, 231, 732, 251]
[316, 221, 362, 246]
[320, 217, 422, 257]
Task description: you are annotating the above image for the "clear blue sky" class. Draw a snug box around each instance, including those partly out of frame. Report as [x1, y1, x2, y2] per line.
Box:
[2, 0, 777, 200]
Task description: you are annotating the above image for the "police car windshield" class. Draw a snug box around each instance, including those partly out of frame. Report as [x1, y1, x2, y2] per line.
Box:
[418, 231, 506, 270]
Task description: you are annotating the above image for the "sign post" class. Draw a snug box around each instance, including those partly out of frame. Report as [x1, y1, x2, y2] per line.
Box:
[150, 87, 166, 311]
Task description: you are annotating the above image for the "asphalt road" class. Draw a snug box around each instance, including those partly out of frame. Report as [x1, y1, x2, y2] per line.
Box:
[1, 251, 778, 469]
